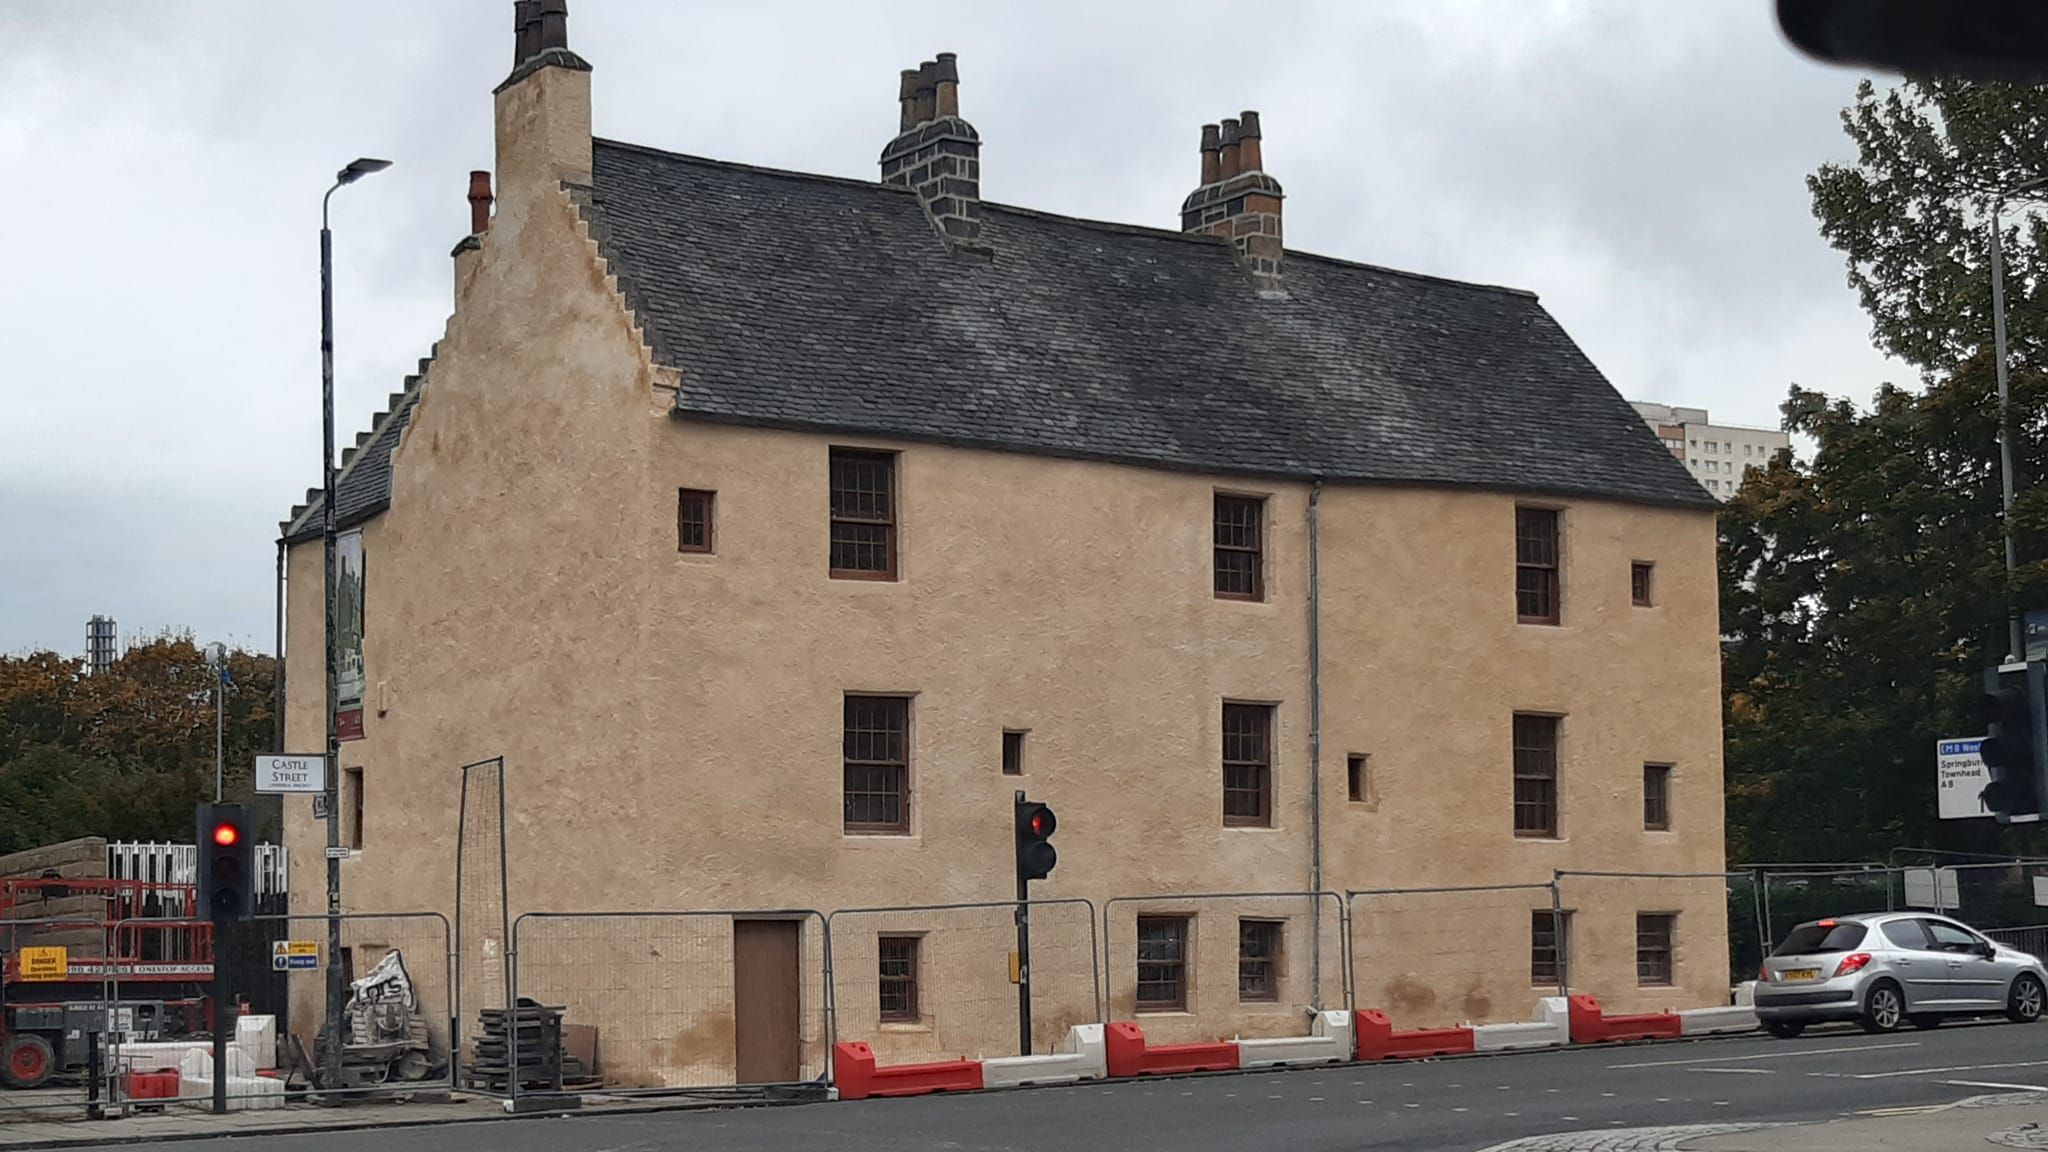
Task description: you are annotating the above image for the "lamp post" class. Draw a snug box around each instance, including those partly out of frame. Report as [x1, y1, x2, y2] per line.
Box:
[1990, 175, 2048, 661]
[320, 156, 389, 1091]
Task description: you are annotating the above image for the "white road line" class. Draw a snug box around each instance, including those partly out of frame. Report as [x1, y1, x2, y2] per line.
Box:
[1855, 1060, 2048, 1080]
[1943, 1079, 2048, 1092]
[1689, 1068, 1775, 1075]
[1608, 1042, 1918, 1070]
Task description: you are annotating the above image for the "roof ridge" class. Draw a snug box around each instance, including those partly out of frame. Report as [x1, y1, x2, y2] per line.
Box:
[594, 136, 1538, 299]
[592, 137, 918, 199]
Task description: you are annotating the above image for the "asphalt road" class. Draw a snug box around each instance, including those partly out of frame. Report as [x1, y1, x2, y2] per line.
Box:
[54, 1019, 2048, 1152]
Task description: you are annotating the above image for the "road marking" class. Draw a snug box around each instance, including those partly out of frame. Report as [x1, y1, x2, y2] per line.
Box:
[1713, 1101, 1730, 1106]
[1561, 1115, 1580, 1121]
[1504, 1111, 1518, 1117]
[1855, 1060, 2048, 1080]
[1608, 1042, 1918, 1070]
[1404, 1102, 1420, 1109]
[1452, 1107, 1468, 1113]
[1689, 1068, 1774, 1075]
[1309, 1097, 1325, 1103]
[1943, 1079, 2048, 1092]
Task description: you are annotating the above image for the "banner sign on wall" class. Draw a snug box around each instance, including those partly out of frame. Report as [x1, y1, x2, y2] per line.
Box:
[336, 528, 366, 741]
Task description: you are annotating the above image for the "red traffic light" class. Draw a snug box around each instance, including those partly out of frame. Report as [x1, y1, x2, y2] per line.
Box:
[212, 823, 240, 847]
[1030, 809, 1055, 838]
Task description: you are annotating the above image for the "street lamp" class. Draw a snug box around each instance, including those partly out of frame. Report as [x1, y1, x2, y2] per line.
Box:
[319, 156, 388, 1091]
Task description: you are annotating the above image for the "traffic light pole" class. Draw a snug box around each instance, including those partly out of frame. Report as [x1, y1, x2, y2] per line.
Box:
[210, 921, 233, 1114]
[1014, 790, 1033, 1057]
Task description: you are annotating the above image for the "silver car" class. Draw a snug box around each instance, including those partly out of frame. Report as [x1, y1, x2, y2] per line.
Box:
[1754, 912, 2047, 1037]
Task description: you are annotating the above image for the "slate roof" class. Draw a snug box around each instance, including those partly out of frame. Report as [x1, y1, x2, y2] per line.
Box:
[285, 136, 1712, 539]
[584, 138, 1713, 508]
[280, 375, 424, 543]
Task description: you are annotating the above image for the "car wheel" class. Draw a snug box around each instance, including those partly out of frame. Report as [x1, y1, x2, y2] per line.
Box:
[1908, 1013, 1943, 1030]
[1, 1034, 55, 1090]
[2007, 974, 2045, 1024]
[1764, 1020, 1805, 1039]
[1860, 980, 1904, 1033]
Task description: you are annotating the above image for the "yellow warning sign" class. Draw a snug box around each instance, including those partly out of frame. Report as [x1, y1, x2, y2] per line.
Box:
[19, 946, 67, 982]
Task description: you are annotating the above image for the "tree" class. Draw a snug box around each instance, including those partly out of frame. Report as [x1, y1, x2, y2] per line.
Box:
[0, 636, 277, 855]
[1721, 77, 2048, 861]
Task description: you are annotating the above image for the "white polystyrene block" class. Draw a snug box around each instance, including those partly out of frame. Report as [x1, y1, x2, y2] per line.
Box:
[177, 1046, 254, 1081]
[175, 1069, 285, 1111]
[117, 1041, 211, 1073]
[236, 1014, 278, 1071]
[1471, 1019, 1568, 1052]
[1678, 1006, 1758, 1035]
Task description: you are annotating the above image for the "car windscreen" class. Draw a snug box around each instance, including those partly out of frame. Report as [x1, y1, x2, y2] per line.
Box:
[1772, 922, 1868, 955]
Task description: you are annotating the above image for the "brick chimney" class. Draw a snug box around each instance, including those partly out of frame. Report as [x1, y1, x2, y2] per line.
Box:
[494, 0, 592, 212]
[451, 171, 493, 309]
[880, 53, 986, 255]
[1181, 110, 1284, 295]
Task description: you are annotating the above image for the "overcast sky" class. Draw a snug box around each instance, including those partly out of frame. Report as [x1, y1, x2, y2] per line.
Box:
[0, 1, 1901, 656]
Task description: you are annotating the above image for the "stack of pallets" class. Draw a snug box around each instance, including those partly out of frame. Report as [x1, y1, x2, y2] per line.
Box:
[465, 1002, 594, 1092]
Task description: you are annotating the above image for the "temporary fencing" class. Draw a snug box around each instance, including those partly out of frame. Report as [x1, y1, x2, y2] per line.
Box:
[509, 910, 829, 1094]
[454, 755, 512, 1077]
[1347, 883, 1559, 1028]
[105, 911, 453, 1112]
[1551, 871, 1740, 1013]
[1101, 891, 1347, 1044]
[0, 919, 112, 1122]
[825, 899, 1099, 1065]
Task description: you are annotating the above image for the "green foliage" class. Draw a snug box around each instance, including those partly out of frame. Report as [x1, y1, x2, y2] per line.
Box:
[1725, 76, 2048, 863]
[0, 637, 275, 855]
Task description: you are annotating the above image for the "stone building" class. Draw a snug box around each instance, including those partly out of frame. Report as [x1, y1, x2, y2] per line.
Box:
[281, 1, 1726, 1086]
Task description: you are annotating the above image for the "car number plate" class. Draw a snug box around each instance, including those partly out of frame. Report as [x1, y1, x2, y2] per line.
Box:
[1783, 968, 1820, 981]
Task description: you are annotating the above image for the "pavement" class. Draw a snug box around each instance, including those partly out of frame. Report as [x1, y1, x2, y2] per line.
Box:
[4, 1019, 2047, 1151]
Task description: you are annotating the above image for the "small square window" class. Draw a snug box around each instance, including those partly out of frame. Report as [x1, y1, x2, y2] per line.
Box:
[1637, 913, 1677, 986]
[1136, 916, 1190, 1011]
[1347, 753, 1369, 802]
[1631, 562, 1654, 607]
[677, 488, 715, 553]
[1237, 919, 1283, 1003]
[1643, 764, 1672, 830]
[1002, 730, 1026, 777]
[878, 935, 921, 1022]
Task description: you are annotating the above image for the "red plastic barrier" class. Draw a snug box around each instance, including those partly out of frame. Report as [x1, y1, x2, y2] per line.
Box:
[833, 1042, 984, 1101]
[123, 1069, 180, 1101]
[1104, 1022, 1240, 1078]
[1352, 1010, 1476, 1060]
[1566, 995, 1681, 1044]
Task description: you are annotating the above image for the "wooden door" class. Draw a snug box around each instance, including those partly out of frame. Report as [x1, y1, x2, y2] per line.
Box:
[732, 919, 802, 1083]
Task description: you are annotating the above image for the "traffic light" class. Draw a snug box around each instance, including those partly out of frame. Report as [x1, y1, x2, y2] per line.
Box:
[195, 803, 254, 923]
[1014, 795, 1058, 883]
[1979, 661, 2048, 824]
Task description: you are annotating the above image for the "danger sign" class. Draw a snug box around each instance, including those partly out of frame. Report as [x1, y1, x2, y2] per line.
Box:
[19, 946, 68, 982]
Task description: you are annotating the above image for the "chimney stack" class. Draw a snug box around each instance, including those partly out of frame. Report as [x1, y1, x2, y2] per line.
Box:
[880, 51, 986, 255]
[467, 170, 494, 235]
[494, 0, 593, 206]
[1180, 108, 1285, 295]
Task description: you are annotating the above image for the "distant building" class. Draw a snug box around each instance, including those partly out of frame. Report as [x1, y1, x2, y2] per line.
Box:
[85, 615, 118, 674]
[1630, 402, 1790, 501]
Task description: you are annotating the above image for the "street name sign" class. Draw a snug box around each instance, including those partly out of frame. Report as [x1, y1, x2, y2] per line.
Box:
[255, 754, 325, 794]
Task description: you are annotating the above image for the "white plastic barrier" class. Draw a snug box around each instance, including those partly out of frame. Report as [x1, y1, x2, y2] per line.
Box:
[177, 1046, 255, 1081]
[1679, 986, 1760, 1036]
[1471, 998, 1569, 1052]
[236, 1014, 278, 1071]
[981, 1023, 1109, 1089]
[1236, 1010, 1356, 1069]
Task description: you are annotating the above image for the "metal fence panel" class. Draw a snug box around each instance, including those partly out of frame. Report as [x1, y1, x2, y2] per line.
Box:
[510, 910, 829, 1092]
[1986, 923, 2048, 959]
[1101, 891, 1345, 1044]
[0, 919, 112, 1122]
[1552, 872, 1743, 1013]
[1346, 883, 1559, 1028]
[827, 899, 1098, 1065]
[455, 755, 512, 1075]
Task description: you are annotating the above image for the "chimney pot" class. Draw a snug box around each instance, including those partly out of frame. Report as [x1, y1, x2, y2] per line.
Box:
[898, 69, 921, 130]
[914, 60, 938, 124]
[537, 0, 569, 52]
[1199, 123, 1222, 185]
[1237, 110, 1263, 172]
[467, 170, 494, 235]
[933, 51, 960, 118]
[1218, 117, 1242, 180]
[513, 0, 540, 64]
